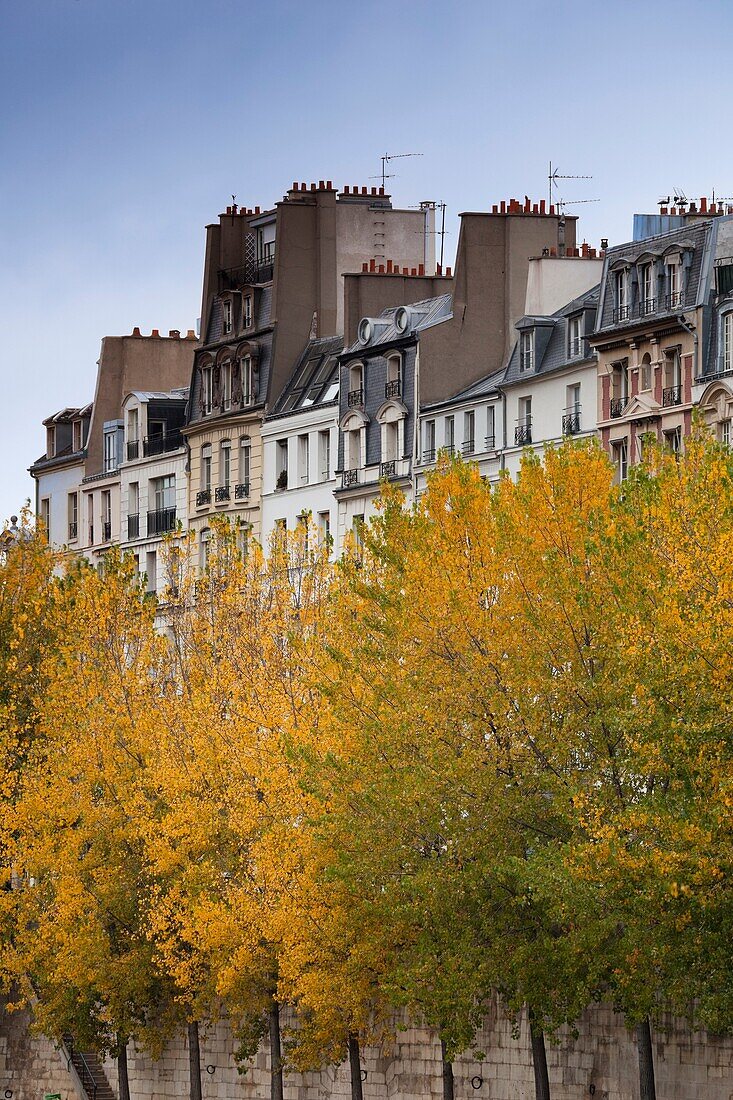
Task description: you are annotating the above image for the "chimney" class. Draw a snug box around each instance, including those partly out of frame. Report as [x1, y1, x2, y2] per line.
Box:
[701, 197, 708, 213]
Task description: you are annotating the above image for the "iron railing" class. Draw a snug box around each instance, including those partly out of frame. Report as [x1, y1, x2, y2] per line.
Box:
[347, 388, 364, 408]
[610, 397, 625, 418]
[514, 422, 532, 446]
[64, 1035, 99, 1100]
[147, 508, 176, 536]
[128, 514, 140, 539]
[665, 291, 683, 309]
[385, 379, 401, 398]
[215, 485, 231, 502]
[568, 337, 583, 357]
[462, 439, 475, 455]
[342, 469, 359, 488]
[196, 489, 211, 507]
[562, 407, 582, 435]
[640, 297, 657, 316]
[143, 430, 183, 457]
[485, 434, 496, 450]
[612, 295, 687, 324]
[379, 460, 396, 478]
[126, 439, 139, 461]
[663, 384, 682, 407]
[218, 254, 275, 290]
[234, 481, 250, 499]
[612, 304, 631, 322]
[422, 447, 436, 463]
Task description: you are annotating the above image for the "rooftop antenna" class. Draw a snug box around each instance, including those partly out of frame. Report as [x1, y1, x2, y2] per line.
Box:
[372, 152, 424, 190]
[410, 201, 448, 268]
[555, 198, 600, 211]
[548, 161, 593, 209]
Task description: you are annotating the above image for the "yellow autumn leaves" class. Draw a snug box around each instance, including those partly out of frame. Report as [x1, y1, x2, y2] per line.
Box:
[2, 432, 733, 1083]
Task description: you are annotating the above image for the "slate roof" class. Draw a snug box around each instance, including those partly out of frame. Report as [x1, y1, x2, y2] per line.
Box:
[269, 335, 343, 417]
[421, 367, 506, 412]
[343, 293, 453, 355]
[501, 285, 599, 389]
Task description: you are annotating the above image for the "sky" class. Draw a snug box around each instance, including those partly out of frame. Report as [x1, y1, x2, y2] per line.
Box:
[2, 0, 733, 520]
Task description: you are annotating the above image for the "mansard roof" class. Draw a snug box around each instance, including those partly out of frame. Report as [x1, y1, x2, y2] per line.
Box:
[343, 293, 452, 356]
[502, 284, 599, 388]
[268, 335, 343, 418]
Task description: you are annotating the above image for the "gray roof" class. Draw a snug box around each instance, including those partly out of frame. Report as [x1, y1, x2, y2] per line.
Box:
[344, 293, 452, 354]
[421, 367, 506, 412]
[502, 285, 599, 388]
[269, 335, 343, 417]
[126, 389, 189, 403]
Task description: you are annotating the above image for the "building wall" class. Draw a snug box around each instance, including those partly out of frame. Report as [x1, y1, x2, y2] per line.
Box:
[524, 256, 604, 317]
[261, 406, 338, 548]
[503, 361, 598, 478]
[34, 461, 84, 547]
[4, 1000, 733, 1100]
[186, 416, 263, 544]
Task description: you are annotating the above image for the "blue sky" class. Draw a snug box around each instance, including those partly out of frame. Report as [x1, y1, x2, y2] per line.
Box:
[2, 0, 733, 519]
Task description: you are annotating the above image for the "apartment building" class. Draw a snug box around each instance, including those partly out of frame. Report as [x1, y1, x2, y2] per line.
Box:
[30, 406, 92, 547]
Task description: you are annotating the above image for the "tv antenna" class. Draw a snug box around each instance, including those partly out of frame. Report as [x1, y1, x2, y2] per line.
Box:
[555, 198, 600, 211]
[548, 161, 593, 209]
[372, 152, 424, 190]
[410, 201, 448, 268]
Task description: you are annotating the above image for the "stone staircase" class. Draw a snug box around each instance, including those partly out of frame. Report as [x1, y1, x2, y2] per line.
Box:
[63, 1036, 116, 1100]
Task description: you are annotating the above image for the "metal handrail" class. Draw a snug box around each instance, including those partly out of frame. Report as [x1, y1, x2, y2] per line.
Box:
[63, 1035, 98, 1100]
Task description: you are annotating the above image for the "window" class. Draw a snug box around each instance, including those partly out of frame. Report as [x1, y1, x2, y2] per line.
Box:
[444, 416, 455, 454]
[146, 551, 157, 594]
[73, 420, 82, 452]
[520, 330, 534, 372]
[257, 222, 276, 263]
[563, 383, 581, 435]
[423, 419, 436, 462]
[221, 361, 232, 411]
[40, 497, 50, 539]
[568, 314, 583, 358]
[723, 312, 733, 373]
[101, 491, 111, 542]
[318, 510, 331, 546]
[486, 406, 496, 450]
[67, 492, 78, 541]
[463, 410, 475, 455]
[664, 427, 682, 458]
[239, 356, 253, 405]
[318, 429, 331, 481]
[223, 299, 232, 334]
[386, 354, 402, 397]
[721, 419, 731, 447]
[201, 366, 214, 415]
[640, 263, 655, 314]
[87, 494, 94, 544]
[103, 427, 119, 474]
[352, 514, 365, 553]
[663, 350, 682, 406]
[298, 434, 310, 484]
[153, 474, 175, 512]
[239, 436, 251, 489]
[127, 408, 139, 459]
[276, 439, 288, 490]
[46, 426, 56, 458]
[667, 260, 681, 307]
[243, 295, 252, 328]
[200, 528, 210, 571]
[615, 269, 629, 319]
[611, 361, 629, 412]
[345, 427, 361, 472]
[516, 397, 532, 446]
[640, 354, 652, 392]
[201, 444, 212, 491]
[220, 440, 231, 489]
[612, 440, 628, 484]
[128, 483, 140, 539]
[348, 364, 363, 407]
[383, 421, 399, 463]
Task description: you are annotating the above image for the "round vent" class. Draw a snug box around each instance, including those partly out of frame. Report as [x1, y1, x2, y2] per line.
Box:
[394, 306, 410, 334]
[358, 318, 373, 345]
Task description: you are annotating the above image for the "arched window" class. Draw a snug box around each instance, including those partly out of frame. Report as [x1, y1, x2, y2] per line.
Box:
[347, 363, 364, 407]
[376, 400, 406, 475]
[200, 365, 214, 415]
[220, 360, 232, 411]
[385, 353, 402, 398]
[723, 310, 733, 373]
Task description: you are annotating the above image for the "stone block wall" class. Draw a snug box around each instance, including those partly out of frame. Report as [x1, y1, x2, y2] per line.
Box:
[3, 998, 732, 1100]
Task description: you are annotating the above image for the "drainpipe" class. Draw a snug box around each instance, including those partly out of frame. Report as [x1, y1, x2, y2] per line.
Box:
[500, 387, 507, 475]
[677, 313, 698, 381]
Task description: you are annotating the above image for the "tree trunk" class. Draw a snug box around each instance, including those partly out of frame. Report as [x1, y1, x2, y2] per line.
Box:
[117, 1039, 131, 1100]
[440, 1039, 454, 1100]
[188, 1020, 202, 1100]
[528, 1011, 550, 1100]
[269, 999, 284, 1100]
[636, 1017, 656, 1100]
[348, 1032, 364, 1100]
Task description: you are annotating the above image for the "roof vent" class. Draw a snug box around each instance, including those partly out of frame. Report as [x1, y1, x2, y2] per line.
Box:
[394, 306, 410, 334]
[358, 318, 374, 345]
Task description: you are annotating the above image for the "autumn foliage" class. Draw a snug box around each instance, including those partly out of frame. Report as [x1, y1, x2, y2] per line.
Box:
[3, 434, 733, 1097]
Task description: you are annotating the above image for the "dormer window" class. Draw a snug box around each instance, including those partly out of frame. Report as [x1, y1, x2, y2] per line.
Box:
[223, 299, 232, 334]
[72, 420, 82, 452]
[240, 355, 253, 405]
[614, 269, 630, 320]
[348, 364, 364, 407]
[243, 295, 252, 328]
[724, 312, 733, 373]
[568, 314, 583, 358]
[221, 360, 232, 411]
[640, 263, 655, 315]
[520, 330, 534, 373]
[46, 426, 56, 458]
[666, 258, 682, 308]
[201, 366, 214, 415]
[385, 354, 402, 398]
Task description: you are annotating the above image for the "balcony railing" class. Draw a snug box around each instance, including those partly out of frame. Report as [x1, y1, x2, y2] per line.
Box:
[218, 250, 275, 291]
[147, 508, 177, 536]
[234, 481, 250, 500]
[196, 489, 211, 507]
[610, 397, 625, 418]
[562, 406, 582, 435]
[662, 385, 682, 407]
[68, 522, 77, 540]
[102, 521, 112, 542]
[422, 447, 436, 463]
[665, 291, 683, 309]
[126, 439, 139, 461]
[612, 304, 631, 322]
[347, 388, 364, 408]
[485, 434, 496, 450]
[515, 421, 532, 446]
[568, 337, 583, 358]
[128, 514, 140, 539]
[640, 297, 657, 316]
[385, 379, 401, 398]
[379, 460, 397, 478]
[143, 430, 183, 457]
[612, 295, 687, 325]
[443, 443, 455, 455]
[342, 468, 359, 488]
[215, 485, 231, 503]
[462, 439, 475, 455]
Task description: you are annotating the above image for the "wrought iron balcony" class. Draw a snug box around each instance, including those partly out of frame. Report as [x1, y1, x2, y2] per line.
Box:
[515, 421, 532, 446]
[612, 304, 631, 322]
[347, 388, 364, 408]
[215, 485, 231, 503]
[662, 385, 682, 407]
[68, 522, 77, 540]
[422, 447, 436, 463]
[102, 521, 112, 543]
[385, 379, 401, 398]
[443, 443, 455, 456]
[234, 481, 250, 500]
[147, 508, 176, 536]
[128, 514, 140, 539]
[568, 337, 583, 358]
[196, 489, 211, 507]
[485, 434, 496, 450]
[610, 397, 625, 418]
[379, 460, 397, 478]
[462, 439, 475, 455]
[665, 291, 683, 309]
[143, 430, 183, 457]
[342, 468, 359, 488]
[640, 297, 657, 316]
[562, 406, 582, 435]
[126, 439, 139, 461]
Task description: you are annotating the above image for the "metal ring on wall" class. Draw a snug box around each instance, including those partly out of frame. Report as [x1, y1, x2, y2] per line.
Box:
[205, 1064, 216, 1074]
[471, 1076, 483, 1090]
